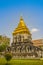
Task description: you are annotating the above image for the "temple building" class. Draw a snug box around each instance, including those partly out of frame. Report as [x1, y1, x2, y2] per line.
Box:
[11, 17, 43, 58]
[32, 39, 43, 47]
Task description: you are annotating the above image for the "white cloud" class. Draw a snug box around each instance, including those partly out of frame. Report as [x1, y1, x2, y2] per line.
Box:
[31, 28, 39, 33]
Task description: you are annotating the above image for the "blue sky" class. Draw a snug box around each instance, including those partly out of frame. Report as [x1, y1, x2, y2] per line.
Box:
[0, 0, 43, 40]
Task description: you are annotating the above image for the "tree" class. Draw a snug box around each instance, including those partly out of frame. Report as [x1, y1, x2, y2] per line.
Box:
[0, 43, 7, 52]
[4, 53, 12, 65]
[4, 53, 12, 61]
[0, 35, 10, 52]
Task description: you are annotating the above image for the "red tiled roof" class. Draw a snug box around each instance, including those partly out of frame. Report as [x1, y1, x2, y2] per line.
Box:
[32, 39, 43, 47]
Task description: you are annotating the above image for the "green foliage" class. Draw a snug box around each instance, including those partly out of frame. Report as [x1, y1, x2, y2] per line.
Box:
[4, 53, 12, 61]
[0, 43, 7, 52]
[0, 35, 10, 52]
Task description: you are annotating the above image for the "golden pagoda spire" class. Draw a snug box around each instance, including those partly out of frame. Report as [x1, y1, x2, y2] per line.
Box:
[20, 16, 23, 20]
[12, 16, 31, 35]
[18, 16, 26, 27]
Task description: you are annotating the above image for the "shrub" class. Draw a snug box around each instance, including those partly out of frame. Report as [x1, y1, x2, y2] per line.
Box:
[4, 53, 12, 61]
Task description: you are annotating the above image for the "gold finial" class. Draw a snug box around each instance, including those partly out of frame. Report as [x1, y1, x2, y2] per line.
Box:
[20, 16, 23, 20]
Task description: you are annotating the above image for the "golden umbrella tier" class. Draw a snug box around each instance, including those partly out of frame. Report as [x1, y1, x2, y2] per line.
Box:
[12, 17, 31, 35]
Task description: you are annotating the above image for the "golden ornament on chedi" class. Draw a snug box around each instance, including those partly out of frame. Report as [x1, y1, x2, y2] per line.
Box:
[12, 16, 31, 35]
